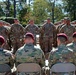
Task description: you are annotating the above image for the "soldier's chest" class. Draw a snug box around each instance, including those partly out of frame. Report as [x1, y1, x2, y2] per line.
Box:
[44, 25, 53, 32]
[12, 26, 21, 32]
[0, 27, 6, 33]
[64, 26, 74, 34]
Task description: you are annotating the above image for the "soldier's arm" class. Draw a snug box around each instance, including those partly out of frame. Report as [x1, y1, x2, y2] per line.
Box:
[57, 26, 60, 33]
[25, 25, 29, 33]
[59, 26, 64, 33]
[53, 26, 57, 47]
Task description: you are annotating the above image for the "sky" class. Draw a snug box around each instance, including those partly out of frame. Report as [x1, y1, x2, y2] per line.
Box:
[0, 0, 63, 4]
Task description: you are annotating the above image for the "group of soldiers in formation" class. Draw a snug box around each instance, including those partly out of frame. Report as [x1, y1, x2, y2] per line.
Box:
[0, 17, 76, 75]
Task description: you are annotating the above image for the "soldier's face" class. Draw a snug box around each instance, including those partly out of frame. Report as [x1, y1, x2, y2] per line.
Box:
[14, 20, 19, 24]
[47, 19, 50, 23]
[30, 20, 34, 25]
[66, 20, 70, 25]
[24, 37, 34, 44]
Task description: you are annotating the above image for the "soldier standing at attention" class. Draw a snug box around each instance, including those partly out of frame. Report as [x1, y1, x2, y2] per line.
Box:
[49, 33, 75, 75]
[39, 17, 57, 59]
[60, 17, 75, 43]
[0, 21, 9, 50]
[25, 19, 39, 45]
[57, 18, 67, 33]
[10, 18, 24, 54]
[15, 32, 45, 75]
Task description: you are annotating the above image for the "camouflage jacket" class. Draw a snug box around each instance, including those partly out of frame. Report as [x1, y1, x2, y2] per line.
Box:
[49, 44, 74, 75]
[60, 24, 75, 42]
[40, 23, 56, 37]
[0, 48, 12, 64]
[67, 42, 76, 65]
[15, 44, 45, 66]
[15, 44, 45, 75]
[0, 26, 9, 40]
[25, 24, 39, 36]
[10, 24, 24, 40]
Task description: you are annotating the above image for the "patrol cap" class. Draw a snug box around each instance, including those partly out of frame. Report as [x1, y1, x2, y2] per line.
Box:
[24, 32, 35, 40]
[73, 32, 76, 37]
[64, 17, 70, 21]
[57, 33, 68, 41]
[47, 17, 50, 20]
[0, 36, 5, 45]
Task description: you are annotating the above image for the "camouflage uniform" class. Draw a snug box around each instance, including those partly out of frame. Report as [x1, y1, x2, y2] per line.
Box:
[15, 43, 45, 75]
[10, 24, 24, 54]
[0, 26, 10, 49]
[0, 48, 13, 75]
[60, 24, 75, 43]
[57, 24, 65, 33]
[49, 44, 74, 75]
[25, 25, 39, 45]
[40, 23, 57, 54]
[67, 42, 76, 64]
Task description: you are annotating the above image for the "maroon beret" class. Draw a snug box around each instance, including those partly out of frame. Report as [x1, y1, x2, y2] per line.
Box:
[0, 36, 5, 44]
[24, 32, 35, 40]
[57, 33, 68, 41]
[73, 32, 76, 37]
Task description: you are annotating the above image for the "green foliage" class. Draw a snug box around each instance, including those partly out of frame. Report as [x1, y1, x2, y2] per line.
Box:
[0, 5, 5, 17]
[62, 0, 76, 20]
[0, 0, 65, 25]
[33, 0, 49, 24]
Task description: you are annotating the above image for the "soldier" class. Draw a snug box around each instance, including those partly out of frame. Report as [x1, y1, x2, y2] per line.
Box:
[0, 35, 13, 75]
[25, 19, 39, 45]
[0, 20, 10, 50]
[60, 17, 75, 43]
[49, 33, 75, 75]
[39, 18, 57, 59]
[15, 32, 45, 75]
[57, 17, 68, 33]
[10, 18, 24, 54]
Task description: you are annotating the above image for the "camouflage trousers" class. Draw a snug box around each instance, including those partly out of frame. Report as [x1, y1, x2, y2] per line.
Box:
[42, 36, 53, 53]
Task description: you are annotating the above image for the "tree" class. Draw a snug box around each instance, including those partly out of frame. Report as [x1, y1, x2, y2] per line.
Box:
[0, 5, 5, 17]
[62, 0, 76, 20]
[32, 0, 49, 24]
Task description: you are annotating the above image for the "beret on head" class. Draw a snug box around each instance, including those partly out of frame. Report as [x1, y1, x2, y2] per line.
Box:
[73, 32, 76, 38]
[0, 36, 5, 44]
[57, 33, 68, 41]
[24, 32, 35, 40]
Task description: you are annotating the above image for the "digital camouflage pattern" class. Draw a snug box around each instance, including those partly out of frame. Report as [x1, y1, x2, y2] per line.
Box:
[67, 42, 76, 65]
[15, 43, 45, 75]
[49, 44, 74, 75]
[60, 25, 75, 43]
[40, 23, 57, 53]
[10, 24, 25, 54]
[25, 25, 39, 44]
[0, 48, 12, 64]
